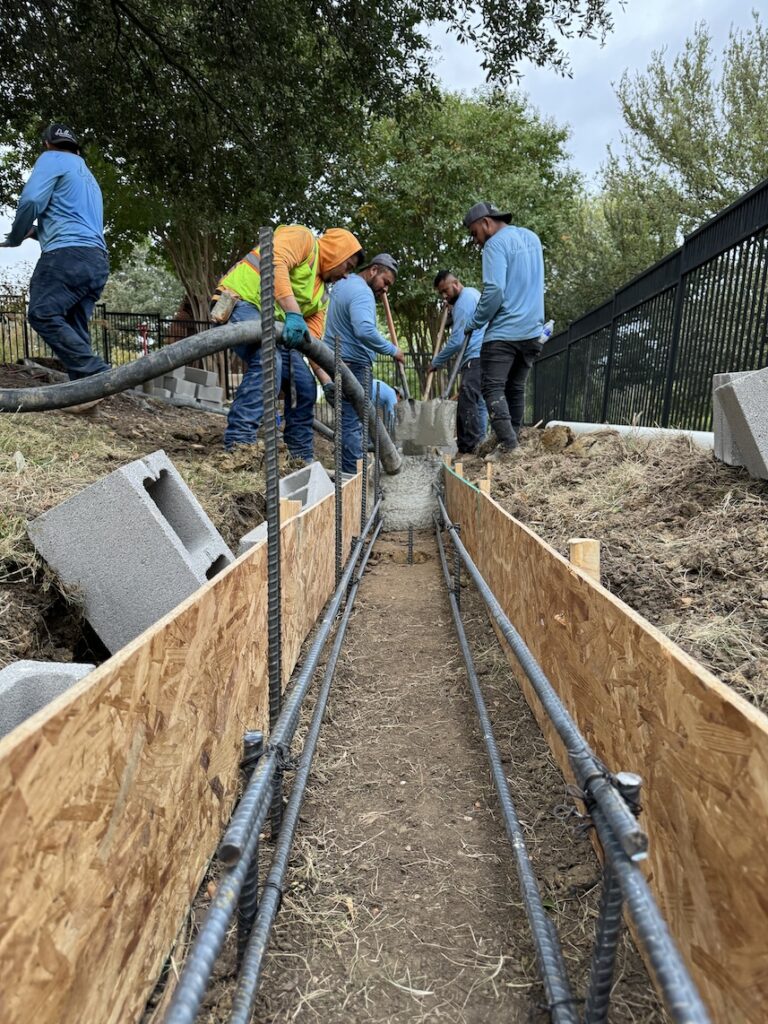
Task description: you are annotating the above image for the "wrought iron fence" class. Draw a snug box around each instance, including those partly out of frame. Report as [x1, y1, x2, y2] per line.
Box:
[532, 176, 768, 430]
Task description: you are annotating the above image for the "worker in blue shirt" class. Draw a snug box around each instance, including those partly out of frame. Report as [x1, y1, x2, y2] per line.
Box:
[463, 201, 545, 463]
[1, 124, 110, 379]
[431, 270, 488, 453]
[324, 254, 404, 472]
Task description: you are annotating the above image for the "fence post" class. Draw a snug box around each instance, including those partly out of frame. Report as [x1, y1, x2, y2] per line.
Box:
[99, 304, 110, 364]
[660, 250, 687, 428]
[559, 323, 572, 419]
[22, 296, 30, 360]
[600, 293, 618, 423]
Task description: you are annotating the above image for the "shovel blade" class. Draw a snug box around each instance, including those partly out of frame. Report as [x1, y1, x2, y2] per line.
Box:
[395, 398, 456, 447]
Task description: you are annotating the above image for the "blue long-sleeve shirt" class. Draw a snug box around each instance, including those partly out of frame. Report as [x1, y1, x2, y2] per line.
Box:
[432, 287, 486, 369]
[324, 274, 396, 366]
[5, 150, 106, 252]
[470, 225, 544, 342]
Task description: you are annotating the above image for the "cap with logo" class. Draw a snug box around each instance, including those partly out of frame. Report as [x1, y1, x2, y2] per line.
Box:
[42, 124, 80, 149]
[462, 202, 512, 228]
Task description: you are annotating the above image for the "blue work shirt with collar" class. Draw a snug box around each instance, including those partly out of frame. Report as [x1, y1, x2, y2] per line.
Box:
[470, 225, 544, 342]
[6, 150, 107, 253]
[432, 286, 486, 369]
[324, 274, 396, 366]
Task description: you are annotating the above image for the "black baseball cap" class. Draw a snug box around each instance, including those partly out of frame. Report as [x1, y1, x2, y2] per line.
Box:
[463, 201, 512, 228]
[42, 124, 80, 150]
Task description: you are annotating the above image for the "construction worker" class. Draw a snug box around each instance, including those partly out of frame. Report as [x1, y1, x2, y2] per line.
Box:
[323, 254, 404, 473]
[431, 270, 488, 454]
[462, 202, 545, 464]
[1, 124, 110, 379]
[215, 225, 364, 455]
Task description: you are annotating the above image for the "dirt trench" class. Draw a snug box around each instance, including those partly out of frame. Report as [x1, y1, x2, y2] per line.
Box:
[196, 530, 663, 1023]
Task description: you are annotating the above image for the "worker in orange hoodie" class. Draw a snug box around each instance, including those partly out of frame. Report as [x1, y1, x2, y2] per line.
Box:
[214, 225, 364, 454]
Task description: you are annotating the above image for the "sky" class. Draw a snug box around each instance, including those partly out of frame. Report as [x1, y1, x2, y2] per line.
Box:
[0, 0, 761, 279]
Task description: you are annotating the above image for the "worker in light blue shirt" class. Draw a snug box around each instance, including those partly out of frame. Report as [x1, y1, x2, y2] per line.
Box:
[463, 201, 545, 463]
[1, 124, 110, 380]
[324, 254, 404, 472]
[431, 271, 488, 453]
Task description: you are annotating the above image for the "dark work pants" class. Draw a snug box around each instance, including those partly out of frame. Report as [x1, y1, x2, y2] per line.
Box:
[456, 358, 488, 453]
[480, 337, 543, 448]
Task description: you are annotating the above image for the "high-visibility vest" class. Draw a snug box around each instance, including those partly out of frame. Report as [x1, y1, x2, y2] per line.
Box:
[218, 226, 329, 323]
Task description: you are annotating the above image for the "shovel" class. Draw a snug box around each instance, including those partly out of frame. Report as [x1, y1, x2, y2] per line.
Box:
[422, 305, 449, 400]
[381, 293, 457, 452]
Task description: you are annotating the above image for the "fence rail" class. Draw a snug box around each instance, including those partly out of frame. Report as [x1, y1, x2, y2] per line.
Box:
[533, 176, 768, 430]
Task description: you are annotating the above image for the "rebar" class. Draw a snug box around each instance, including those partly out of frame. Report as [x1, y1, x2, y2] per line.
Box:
[361, 363, 371, 530]
[237, 731, 264, 963]
[435, 520, 578, 1024]
[334, 333, 343, 587]
[374, 381, 381, 514]
[437, 495, 646, 863]
[453, 522, 461, 609]
[407, 524, 413, 564]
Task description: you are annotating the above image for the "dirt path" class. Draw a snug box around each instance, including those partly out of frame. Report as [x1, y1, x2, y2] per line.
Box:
[232, 531, 664, 1024]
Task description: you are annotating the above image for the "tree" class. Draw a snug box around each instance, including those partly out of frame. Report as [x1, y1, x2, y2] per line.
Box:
[0, 1, 613, 318]
[99, 241, 184, 317]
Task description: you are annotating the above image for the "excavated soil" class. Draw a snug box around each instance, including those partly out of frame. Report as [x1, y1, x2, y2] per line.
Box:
[177, 533, 663, 1024]
[460, 427, 768, 711]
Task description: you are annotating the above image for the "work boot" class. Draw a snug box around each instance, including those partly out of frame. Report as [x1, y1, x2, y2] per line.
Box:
[484, 443, 519, 465]
[64, 398, 103, 415]
[475, 436, 497, 458]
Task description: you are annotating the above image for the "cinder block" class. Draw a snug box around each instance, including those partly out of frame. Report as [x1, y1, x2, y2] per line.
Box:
[713, 372, 753, 465]
[715, 368, 768, 479]
[184, 367, 219, 387]
[0, 660, 94, 738]
[237, 521, 267, 556]
[148, 387, 172, 400]
[200, 399, 225, 409]
[279, 463, 334, 509]
[163, 376, 197, 397]
[195, 385, 224, 403]
[28, 450, 234, 652]
[171, 394, 198, 409]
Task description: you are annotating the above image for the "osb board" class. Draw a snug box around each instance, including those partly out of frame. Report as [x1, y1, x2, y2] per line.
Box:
[0, 473, 361, 1024]
[445, 469, 768, 1024]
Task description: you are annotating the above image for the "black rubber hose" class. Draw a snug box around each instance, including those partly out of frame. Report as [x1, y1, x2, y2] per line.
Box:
[0, 321, 402, 474]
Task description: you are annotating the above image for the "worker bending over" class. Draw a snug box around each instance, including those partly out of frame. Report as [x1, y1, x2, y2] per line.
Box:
[324, 254, 404, 473]
[1, 124, 110, 380]
[463, 202, 544, 464]
[214, 225, 363, 455]
[431, 270, 488, 454]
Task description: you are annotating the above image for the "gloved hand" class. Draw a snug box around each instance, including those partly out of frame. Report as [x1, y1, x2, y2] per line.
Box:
[322, 380, 336, 403]
[464, 323, 475, 336]
[282, 311, 311, 349]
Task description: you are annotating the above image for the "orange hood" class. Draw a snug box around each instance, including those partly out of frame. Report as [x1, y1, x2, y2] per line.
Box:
[317, 228, 363, 278]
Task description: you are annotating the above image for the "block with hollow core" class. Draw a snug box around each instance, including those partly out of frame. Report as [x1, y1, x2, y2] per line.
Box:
[162, 376, 197, 397]
[27, 450, 234, 653]
[194, 385, 224, 403]
[237, 463, 335, 556]
[713, 371, 753, 466]
[715, 368, 768, 479]
[183, 367, 219, 387]
[379, 454, 444, 530]
[0, 661, 94, 739]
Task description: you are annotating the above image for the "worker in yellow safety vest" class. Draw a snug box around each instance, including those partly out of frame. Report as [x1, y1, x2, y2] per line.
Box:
[213, 225, 364, 454]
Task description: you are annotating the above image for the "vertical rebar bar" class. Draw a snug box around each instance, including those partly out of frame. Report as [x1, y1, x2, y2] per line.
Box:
[361, 363, 370, 531]
[374, 381, 381, 516]
[583, 863, 624, 1024]
[237, 731, 264, 963]
[408, 524, 414, 564]
[334, 333, 343, 586]
[260, 226, 283, 836]
[453, 523, 461, 610]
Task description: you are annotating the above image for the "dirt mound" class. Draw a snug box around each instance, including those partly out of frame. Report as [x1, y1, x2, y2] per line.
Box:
[461, 427, 768, 710]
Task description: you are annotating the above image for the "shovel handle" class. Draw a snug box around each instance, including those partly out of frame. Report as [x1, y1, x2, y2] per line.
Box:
[381, 293, 411, 401]
[423, 305, 449, 400]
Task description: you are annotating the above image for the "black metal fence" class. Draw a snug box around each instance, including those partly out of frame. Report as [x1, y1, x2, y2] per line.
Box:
[532, 176, 768, 430]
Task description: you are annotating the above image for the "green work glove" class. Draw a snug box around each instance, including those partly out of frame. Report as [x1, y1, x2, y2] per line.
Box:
[282, 311, 311, 349]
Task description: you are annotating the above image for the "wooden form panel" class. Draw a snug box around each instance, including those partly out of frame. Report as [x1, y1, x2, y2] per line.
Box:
[445, 469, 768, 1023]
[0, 474, 361, 1024]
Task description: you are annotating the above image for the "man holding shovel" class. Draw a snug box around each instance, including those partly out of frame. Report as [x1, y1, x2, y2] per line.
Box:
[462, 201, 545, 464]
[324, 253, 404, 473]
[431, 270, 488, 454]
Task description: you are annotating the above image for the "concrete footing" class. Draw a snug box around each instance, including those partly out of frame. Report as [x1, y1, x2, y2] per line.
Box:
[379, 455, 444, 531]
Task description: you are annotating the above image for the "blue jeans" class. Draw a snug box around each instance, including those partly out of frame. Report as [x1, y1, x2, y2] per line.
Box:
[341, 360, 370, 474]
[28, 246, 110, 379]
[224, 300, 316, 458]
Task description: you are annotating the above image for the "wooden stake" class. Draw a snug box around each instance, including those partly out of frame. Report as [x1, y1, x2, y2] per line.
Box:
[478, 478, 491, 494]
[454, 462, 464, 478]
[280, 498, 303, 521]
[568, 537, 600, 584]
[485, 463, 493, 484]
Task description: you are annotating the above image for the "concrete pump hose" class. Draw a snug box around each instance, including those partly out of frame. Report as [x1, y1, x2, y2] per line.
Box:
[0, 320, 402, 474]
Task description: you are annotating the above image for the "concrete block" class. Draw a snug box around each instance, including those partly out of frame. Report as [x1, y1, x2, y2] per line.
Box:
[183, 367, 219, 387]
[379, 455, 444, 530]
[0, 660, 94, 738]
[148, 387, 172, 400]
[163, 376, 197, 397]
[715, 368, 768, 479]
[28, 450, 234, 652]
[195, 385, 224, 403]
[171, 394, 198, 409]
[200, 399, 225, 409]
[279, 463, 334, 509]
[713, 372, 753, 465]
[237, 521, 267, 556]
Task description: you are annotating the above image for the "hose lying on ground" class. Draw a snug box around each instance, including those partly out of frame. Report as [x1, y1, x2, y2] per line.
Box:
[0, 321, 402, 474]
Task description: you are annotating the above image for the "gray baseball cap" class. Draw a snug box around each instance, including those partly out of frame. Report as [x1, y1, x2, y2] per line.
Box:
[369, 253, 398, 277]
[462, 202, 512, 228]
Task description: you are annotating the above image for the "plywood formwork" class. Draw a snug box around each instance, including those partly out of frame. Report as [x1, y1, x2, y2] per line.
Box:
[0, 474, 362, 1024]
[444, 469, 768, 1024]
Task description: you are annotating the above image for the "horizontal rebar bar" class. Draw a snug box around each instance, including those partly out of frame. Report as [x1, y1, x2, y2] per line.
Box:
[435, 520, 579, 1024]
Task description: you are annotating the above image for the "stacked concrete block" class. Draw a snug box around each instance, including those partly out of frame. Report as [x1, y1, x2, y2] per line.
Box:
[714, 368, 768, 480]
[712, 371, 754, 466]
[28, 450, 235, 653]
[142, 365, 227, 412]
[163, 376, 197, 397]
[237, 463, 335, 556]
[0, 661, 94, 739]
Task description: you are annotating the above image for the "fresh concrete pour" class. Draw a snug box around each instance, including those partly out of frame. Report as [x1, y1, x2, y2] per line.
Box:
[379, 454, 444, 530]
